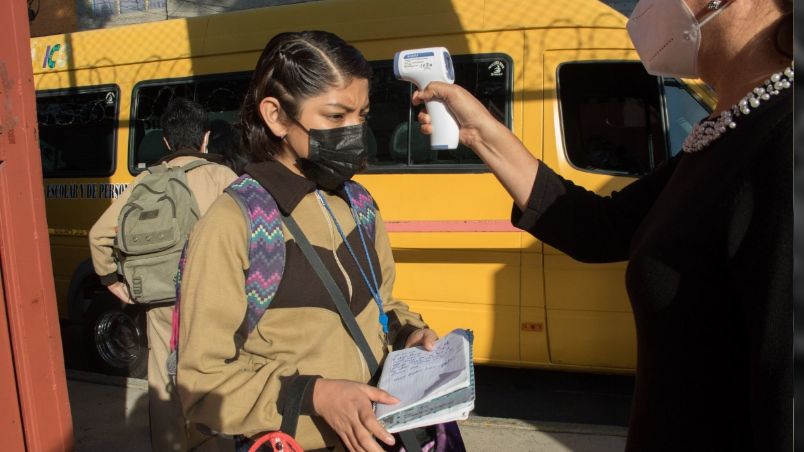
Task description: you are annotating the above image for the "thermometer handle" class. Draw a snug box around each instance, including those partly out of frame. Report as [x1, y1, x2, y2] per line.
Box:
[424, 99, 460, 150]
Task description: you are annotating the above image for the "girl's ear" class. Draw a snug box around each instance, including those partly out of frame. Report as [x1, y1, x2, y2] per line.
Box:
[259, 97, 288, 138]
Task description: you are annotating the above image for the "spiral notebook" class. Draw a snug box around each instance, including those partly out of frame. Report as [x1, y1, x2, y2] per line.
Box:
[375, 329, 475, 433]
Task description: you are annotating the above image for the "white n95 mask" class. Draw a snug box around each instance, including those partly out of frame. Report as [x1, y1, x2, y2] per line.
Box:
[627, 0, 731, 78]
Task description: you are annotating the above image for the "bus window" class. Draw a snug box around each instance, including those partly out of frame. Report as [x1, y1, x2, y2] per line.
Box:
[130, 73, 250, 171]
[662, 79, 710, 156]
[445, 56, 510, 164]
[367, 64, 410, 166]
[367, 53, 512, 171]
[128, 57, 511, 174]
[36, 86, 119, 178]
[195, 76, 249, 124]
[131, 82, 194, 170]
[558, 61, 667, 177]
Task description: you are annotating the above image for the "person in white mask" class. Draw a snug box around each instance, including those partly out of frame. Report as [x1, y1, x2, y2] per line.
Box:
[411, 0, 792, 450]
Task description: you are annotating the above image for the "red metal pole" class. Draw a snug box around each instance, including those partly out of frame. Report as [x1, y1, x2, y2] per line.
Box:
[0, 1, 74, 451]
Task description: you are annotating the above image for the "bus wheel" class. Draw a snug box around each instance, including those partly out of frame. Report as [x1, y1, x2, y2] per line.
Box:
[85, 299, 148, 379]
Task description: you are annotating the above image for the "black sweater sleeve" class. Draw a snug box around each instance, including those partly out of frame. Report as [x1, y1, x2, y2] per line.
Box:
[511, 156, 682, 263]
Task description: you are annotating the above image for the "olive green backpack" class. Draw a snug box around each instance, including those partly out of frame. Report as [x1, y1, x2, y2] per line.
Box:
[115, 160, 210, 304]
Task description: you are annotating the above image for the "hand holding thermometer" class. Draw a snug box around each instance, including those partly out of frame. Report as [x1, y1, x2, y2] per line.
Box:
[394, 47, 460, 150]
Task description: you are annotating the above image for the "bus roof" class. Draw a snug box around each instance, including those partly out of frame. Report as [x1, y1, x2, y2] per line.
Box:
[30, 0, 627, 74]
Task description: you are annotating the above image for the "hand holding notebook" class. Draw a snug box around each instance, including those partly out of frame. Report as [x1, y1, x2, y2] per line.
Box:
[375, 329, 475, 433]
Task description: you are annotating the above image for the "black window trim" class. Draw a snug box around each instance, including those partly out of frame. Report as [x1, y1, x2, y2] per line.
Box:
[129, 71, 253, 175]
[556, 59, 670, 179]
[660, 77, 711, 113]
[365, 52, 514, 175]
[658, 77, 712, 157]
[35, 83, 121, 179]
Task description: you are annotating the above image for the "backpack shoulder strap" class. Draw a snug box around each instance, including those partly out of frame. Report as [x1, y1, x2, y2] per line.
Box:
[149, 158, 211, 176]
[178, 159, 212, 174]
[168, 175, 286, 365]
[344, 180, 377, 242]
[145, 162, 168, 174]
[170, 244, 190, 351]
[225, 175, 286, 334]
[167, 242, 190, 377]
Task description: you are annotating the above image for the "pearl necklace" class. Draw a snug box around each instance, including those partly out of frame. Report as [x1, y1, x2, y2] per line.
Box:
[682, 64, 794, 153]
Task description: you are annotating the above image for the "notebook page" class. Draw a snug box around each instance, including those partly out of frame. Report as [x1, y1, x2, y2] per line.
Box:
[375, 330, 471, 418]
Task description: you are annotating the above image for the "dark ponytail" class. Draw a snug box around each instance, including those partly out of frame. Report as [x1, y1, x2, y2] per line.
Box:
[238, 31, 372, 162]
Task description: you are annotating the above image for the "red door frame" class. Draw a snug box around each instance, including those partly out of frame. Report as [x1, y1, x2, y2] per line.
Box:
[0, 1, 74, 450]
[0, 267, 25, 452]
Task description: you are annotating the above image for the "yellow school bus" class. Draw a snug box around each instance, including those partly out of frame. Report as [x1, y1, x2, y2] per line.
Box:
[31, 0, 713, 377]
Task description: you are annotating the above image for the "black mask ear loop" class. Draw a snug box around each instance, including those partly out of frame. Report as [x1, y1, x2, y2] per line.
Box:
[286, 114, 311, 136]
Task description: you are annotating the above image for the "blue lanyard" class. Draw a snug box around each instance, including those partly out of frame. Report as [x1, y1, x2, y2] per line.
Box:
[316, 191, 388, 333]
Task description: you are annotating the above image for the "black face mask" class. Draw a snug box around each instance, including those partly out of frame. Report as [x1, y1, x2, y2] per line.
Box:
[295, 122, 369, 190]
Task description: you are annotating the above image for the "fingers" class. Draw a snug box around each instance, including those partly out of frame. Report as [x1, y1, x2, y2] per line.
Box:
[412, 81, 451, 105]
[417, 109, 432, 125]
[350, 424, 378, 452]
[108, 283, 134, 304]
[344, 412, 387, 452]
[404, 328, 439, 350]
[318, 381, 398, 452]
[367, 386, 399, 405]
[421, 329, 439, 351]
[118, 283, 134, 304]
[412, 88, 425, 106]
[404, 328, 421, 348]
[335, 414, 377, 452]
[339, 428, 358, 452]
[417, 111, 434, 136]
[361, 410, 395, 447]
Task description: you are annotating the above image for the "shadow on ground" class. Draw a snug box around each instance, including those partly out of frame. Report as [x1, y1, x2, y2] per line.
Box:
[473, 366, 634, 427]
[67, 377, 150, 452]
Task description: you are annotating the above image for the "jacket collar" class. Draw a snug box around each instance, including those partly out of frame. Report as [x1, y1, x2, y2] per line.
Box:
[157, 150, 224, 164]
[244, 160, 350, 215]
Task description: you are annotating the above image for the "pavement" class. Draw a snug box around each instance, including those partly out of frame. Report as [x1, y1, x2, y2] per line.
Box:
[66, 370, 628, 451]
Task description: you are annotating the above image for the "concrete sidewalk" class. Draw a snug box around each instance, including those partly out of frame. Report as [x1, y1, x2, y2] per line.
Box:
[67, 371, 627, 451]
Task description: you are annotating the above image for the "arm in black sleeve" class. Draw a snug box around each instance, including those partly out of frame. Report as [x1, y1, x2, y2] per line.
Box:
[728, 122, 793, 452]
[512, 156, 681, 263]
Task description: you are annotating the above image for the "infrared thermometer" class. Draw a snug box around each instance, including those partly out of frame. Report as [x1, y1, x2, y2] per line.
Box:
[394, 47, 460, 150]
